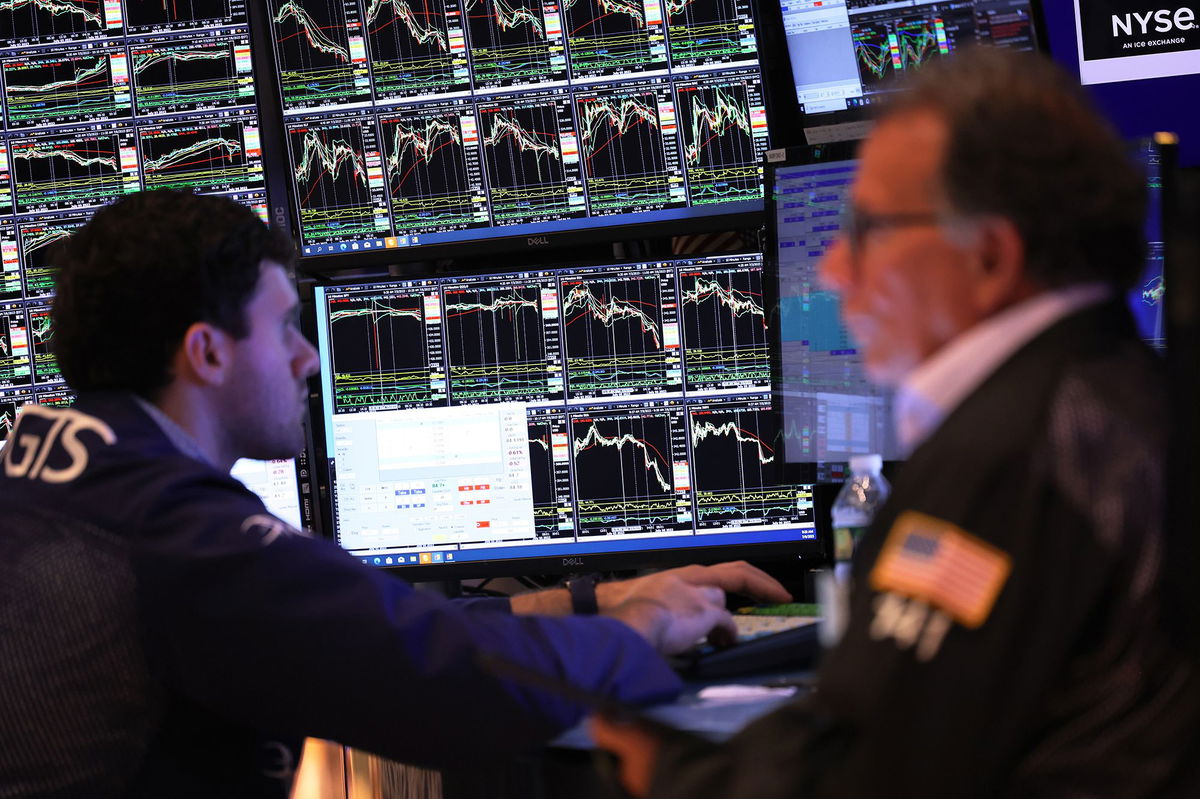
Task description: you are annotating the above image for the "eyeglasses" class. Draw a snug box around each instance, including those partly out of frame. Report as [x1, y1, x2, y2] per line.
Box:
[844, 207, 942, 259]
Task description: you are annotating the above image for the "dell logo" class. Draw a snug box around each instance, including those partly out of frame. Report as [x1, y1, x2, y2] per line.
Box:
[1112, 7, 1196, 36]
[527, 236, 551, 246]
[563, 557, 585, 567]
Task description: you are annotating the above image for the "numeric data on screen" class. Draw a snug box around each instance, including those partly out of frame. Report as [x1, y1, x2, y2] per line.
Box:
[266, 0, 771, 255]
[0, 1, 270, 446]
[316, 252, 817, 561]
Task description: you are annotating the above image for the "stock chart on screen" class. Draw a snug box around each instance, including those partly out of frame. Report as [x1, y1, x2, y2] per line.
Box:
[266, 0, 771, 257]
[0, 0, 270, 447]
[769, 155, 898, 469]
[781, 0, 1038, 116]
[315, 252, 817, 569]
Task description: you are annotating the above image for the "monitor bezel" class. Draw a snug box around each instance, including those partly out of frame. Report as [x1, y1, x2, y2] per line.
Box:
[756, 0, 1051, 146]
[253, 0, 790, 276]
[299, 251, 829, 581]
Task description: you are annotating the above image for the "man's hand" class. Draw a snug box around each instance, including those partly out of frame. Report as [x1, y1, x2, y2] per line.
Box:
[596, 561, 792, 612]
[603, 574, 735, 654]
[589, 714, 661, 799]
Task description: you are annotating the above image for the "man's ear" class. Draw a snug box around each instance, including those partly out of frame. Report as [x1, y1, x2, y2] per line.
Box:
[174, 321, 235, 387]
[971, 216, 1030, 314]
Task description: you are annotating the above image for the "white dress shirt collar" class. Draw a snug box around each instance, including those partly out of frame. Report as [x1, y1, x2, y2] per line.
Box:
[893, 283, 1113, 455]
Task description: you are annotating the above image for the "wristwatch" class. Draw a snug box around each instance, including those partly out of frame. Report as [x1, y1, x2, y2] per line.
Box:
[564, 573, 601, 615]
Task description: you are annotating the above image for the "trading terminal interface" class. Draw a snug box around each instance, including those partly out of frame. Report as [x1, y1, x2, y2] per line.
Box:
[314, 252, 819, 569]
[769, 155, 899, 470]
[266, 0, 773, 257]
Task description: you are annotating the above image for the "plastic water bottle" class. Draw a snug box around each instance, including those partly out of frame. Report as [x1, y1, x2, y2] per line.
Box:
[819, 454, 890, 646]
[831, 454, 890, 573]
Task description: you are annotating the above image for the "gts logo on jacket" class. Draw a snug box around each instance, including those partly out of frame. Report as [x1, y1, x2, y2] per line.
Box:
[2, 405, 115, 483]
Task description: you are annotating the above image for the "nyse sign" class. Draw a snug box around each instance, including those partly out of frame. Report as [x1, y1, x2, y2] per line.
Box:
[1075, 0, 1200, 84]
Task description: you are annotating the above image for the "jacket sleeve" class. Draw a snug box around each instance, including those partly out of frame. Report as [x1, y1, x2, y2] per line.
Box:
[133, 474, 681, 769]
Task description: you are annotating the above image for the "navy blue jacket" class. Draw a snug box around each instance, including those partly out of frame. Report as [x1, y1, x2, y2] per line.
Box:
[0, 392, 680, 798]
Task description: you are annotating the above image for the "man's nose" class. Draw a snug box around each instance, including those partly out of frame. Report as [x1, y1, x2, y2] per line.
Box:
[817, 236, 853, 293]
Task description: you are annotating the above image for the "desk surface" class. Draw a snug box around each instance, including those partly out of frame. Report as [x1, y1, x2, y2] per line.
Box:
[551, 670, 813, 749]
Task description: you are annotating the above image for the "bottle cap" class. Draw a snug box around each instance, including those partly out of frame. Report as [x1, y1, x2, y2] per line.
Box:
[849, 454, 883, 474]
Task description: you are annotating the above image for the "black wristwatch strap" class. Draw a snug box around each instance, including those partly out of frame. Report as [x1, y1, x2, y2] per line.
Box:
[565, 573, 601, 615]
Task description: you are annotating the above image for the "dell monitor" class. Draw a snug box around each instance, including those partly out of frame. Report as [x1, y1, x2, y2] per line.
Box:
[311, 251, 823, 577]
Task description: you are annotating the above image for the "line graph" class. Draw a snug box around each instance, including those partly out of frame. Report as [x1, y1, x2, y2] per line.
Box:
[688, 396, 811, 529]
[131, 34, 252, 115]
[0, 307, 31, 388]
[570, 405, 691, 534]
[479, 95, 586, 226]
[19, 216, 84, 299]
[124, 0, 244, 33]
[665, 0, 757, 69]
[326, 291, 446, 410]
[0, 0, 110, 46]
[562, 270, 681, 399]
[574, 83, 685, 216]
[561, 0, 667, 79]
[463, 0, 566, 89]
[675, 69, 768, 205]
[28, 307, 60, 385]
[138, 115, 262, 194]
[380, 106, 489, 235]
[852, 15, 950, 91]
[0, 393, 32, 446]
[2, 49, 130, 128]
[444, 279, 561, 403]
[11, 129, 136, 213]
[365, 0, 470, 99]
[526, 412, 574, 537]
[272, 0, 371, 111]
[288, 120, 390, 245]
[679, 262, 769, 391]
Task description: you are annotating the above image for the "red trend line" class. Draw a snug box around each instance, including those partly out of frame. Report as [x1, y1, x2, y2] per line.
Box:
[395, 138, 455, 188]
[571, 11, 611, 36]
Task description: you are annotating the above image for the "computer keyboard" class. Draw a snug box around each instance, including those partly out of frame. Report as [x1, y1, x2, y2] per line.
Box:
[672, 607, 824, 679]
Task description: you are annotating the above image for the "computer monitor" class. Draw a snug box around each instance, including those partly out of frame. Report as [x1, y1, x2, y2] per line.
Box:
[0, 5, 284, 463]
[1129, 136, 1168, 350]
[311, 251, 822, 577]
[770, 0, 1043, 139]
[766, 146, 899, 477]
[263, 0, 776, 265]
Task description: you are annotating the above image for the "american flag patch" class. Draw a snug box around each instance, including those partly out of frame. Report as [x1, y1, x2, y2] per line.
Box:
[869, 511, 1011, 629]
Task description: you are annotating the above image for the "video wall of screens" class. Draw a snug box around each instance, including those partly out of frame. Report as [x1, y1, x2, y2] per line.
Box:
[768, 155, 899, 470]
[265, 0, 773, 258]
[0, 2, 271, 446]
[781, 0, 1038, 116]
[313, 252, 818, 571]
